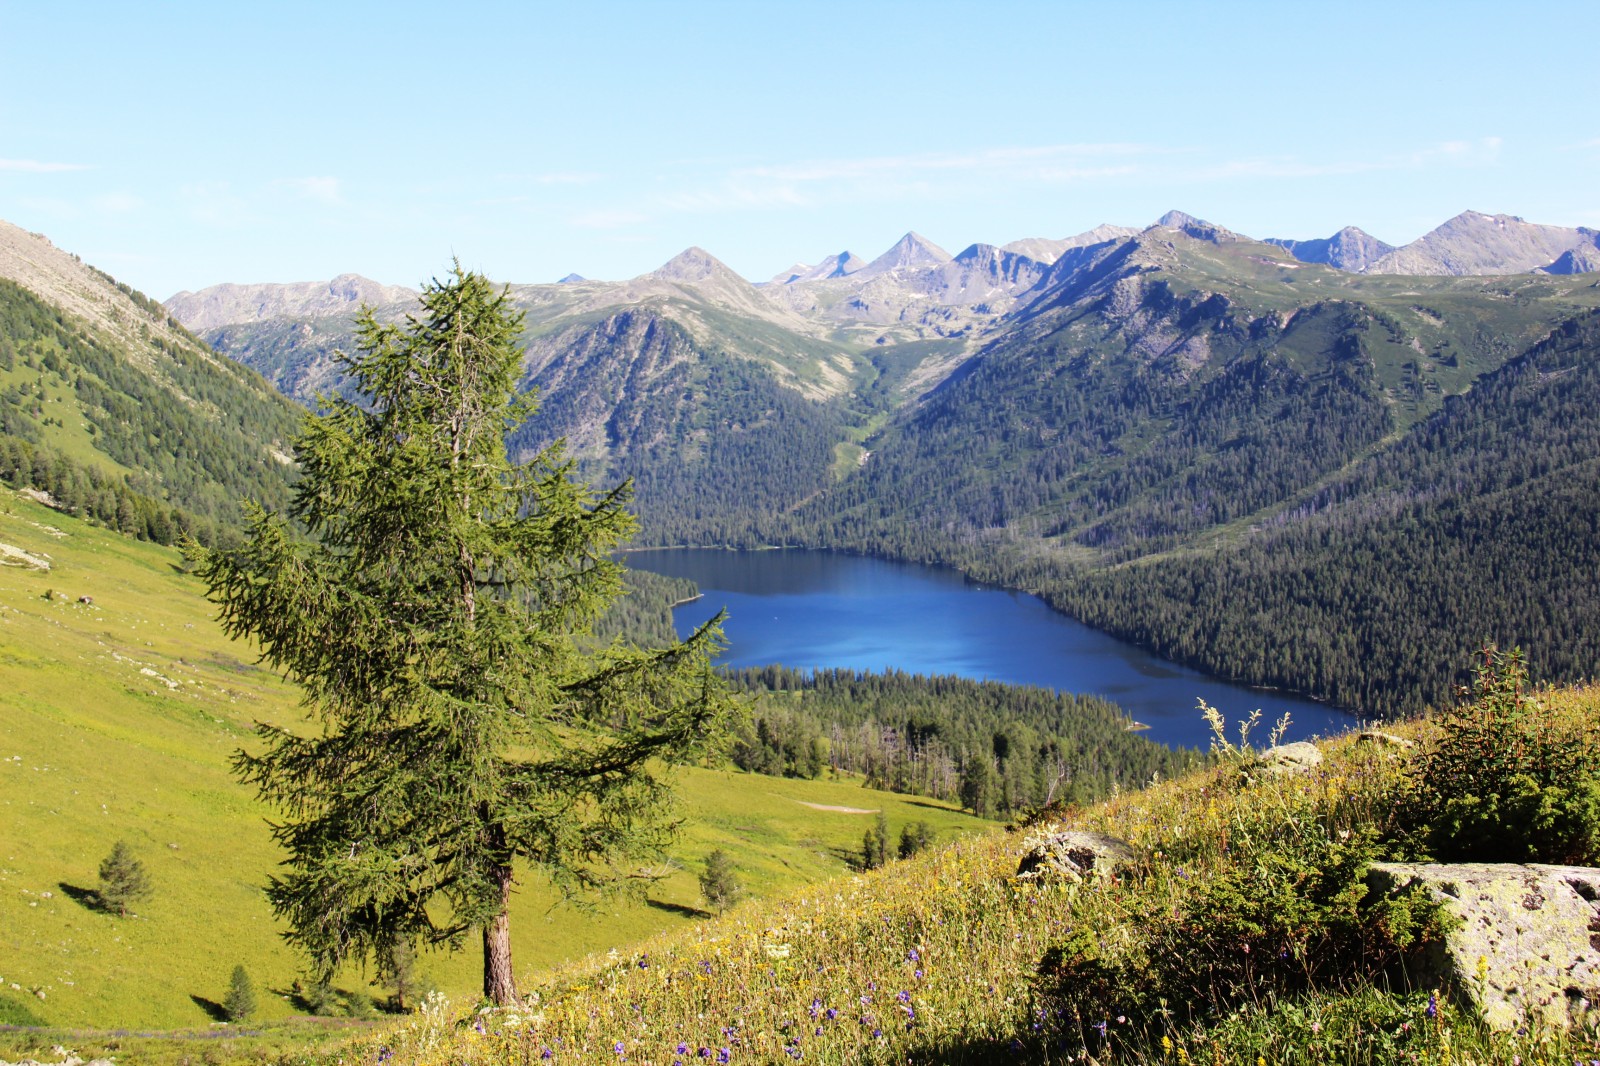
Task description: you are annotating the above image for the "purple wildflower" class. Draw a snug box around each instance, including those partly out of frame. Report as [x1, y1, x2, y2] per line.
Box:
[1427, 991, 1438, 1019]
[718, 1050, 731, 1064]
[677, 1044, 689, 1055]
[614, 1041, 626, 1057]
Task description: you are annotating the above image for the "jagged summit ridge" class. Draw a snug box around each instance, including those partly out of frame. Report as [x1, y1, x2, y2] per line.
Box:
[165, 273, 417, 332]
[1002, 225, 1138, 265]
[1364, 211, 1596, 276]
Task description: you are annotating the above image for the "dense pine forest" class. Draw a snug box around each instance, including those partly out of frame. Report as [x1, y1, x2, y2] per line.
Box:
[725, 666, 1195, 815]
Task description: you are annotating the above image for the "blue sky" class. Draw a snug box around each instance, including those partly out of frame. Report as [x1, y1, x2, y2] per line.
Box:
[3, 1, 1596, 298]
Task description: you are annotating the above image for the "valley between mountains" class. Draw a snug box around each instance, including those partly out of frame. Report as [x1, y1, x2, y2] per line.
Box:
[159, 208, 1600, 716]
[2, 206, 1600, 1050]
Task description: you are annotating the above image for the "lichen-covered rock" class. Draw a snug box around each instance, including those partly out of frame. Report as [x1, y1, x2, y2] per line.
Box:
[1016, 827, 1135, 883]
[1367, 862, 1600, 1030]
[1261, 741, 1323, 775]
[1356, 729, 1414, 749]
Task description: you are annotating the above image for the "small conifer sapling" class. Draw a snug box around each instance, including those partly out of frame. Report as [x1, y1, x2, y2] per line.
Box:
[97, 841, 150, 917]
[699, 849, 742, 915]
[224, 964, 257, 1022]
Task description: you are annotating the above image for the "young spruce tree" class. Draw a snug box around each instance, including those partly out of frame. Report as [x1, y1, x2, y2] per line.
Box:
[195, 265, 735, 1006]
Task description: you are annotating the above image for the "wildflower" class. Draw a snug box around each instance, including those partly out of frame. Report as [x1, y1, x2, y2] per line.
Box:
[718, 1049, 731, 1064]
[825, 1008, 838, 1021]
[907, 948, 920, 962]
[541, 1051, 553, 1061]
[677, 1043, 689, 1055]
[698, 1049, 712, 1059]
[1427, 991, 1438, 1019]
[615, 1041, 626, 1057]
[1094, 1020, 1108, 1038]
[897, 990, 910, 1003]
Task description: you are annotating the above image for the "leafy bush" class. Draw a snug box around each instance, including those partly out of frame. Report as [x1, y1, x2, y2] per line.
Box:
[1409, 646, 1600, 864]
[1040, 774, 1448, 1034]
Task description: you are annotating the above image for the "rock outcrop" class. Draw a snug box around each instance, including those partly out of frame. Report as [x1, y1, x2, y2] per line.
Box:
[1016, 828, 1135, 883]
[1261, 741, 1324, 774]
[1367, 862, 1600, 1030]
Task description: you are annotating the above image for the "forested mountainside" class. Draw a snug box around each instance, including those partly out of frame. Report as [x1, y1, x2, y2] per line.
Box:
[0, 224, 301, 545]
[175, 216, 1600, 716]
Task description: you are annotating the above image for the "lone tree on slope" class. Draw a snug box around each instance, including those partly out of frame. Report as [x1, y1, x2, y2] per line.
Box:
[194, 265, 735, 1006]
[97, 840, 151, 917]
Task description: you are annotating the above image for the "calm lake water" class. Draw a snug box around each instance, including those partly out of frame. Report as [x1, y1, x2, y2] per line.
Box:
[628, 548, 1356, 751]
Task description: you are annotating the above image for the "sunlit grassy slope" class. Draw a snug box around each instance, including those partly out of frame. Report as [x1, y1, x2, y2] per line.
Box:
[325, 690, 1600, 1066]
[0, 489, 987, 1031]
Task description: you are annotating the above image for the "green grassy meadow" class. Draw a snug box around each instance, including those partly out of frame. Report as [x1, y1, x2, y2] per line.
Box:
[0, 488, 988, 1034]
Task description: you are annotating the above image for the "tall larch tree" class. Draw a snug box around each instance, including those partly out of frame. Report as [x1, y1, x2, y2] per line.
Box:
[194, 265, 736, 1005]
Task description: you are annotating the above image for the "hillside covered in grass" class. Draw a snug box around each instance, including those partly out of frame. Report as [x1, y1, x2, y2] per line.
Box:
[306, 677, 1600, 1066]
[0, 489, 992, 1039]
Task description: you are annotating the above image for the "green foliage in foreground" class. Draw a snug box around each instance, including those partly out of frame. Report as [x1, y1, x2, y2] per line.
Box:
[1407, 646, 1600, 864]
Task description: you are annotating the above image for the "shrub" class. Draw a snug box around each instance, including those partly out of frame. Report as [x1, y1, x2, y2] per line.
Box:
[1409, 646, 1600, 864]
[1040, 775, 1449, 1034]
[860, 811, 889, 869]
[96, 841, 150, 917]
[897, 820, 933, 859]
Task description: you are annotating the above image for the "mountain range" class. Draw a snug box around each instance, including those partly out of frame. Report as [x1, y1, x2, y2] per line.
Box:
[4, 206, 1600, 721]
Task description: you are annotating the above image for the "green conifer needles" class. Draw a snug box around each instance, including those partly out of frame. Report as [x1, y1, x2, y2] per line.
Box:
[194, 265, 735, 1005]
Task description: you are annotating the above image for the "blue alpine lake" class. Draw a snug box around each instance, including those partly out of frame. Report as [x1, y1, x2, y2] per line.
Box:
[627, 548, 1357, 751]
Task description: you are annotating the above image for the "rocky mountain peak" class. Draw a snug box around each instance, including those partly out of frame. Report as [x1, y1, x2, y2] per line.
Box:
[558, 272, 586, 284]
[1002, 225, 1138, 265]
[164, 273, 416, 333]
[1148, 210, 1239, 244]
[852, 232, 954, 280]
[1266, 226, 1396, 273]
[651, 246, 745, 285]
[1365, 211, 1595, 276]
[770, 251, 867, 285]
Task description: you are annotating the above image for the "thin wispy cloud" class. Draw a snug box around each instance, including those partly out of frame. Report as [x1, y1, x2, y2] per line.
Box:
[276, 176, 343, 204]
[569, 209, 649, 229]
[738, 143, 1162, 184]
[0, 158, 91, 173]
[91, 192, 143, 213]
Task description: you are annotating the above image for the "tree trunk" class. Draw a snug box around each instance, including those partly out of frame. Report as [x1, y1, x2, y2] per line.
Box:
[482, 864, 516, 1005]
